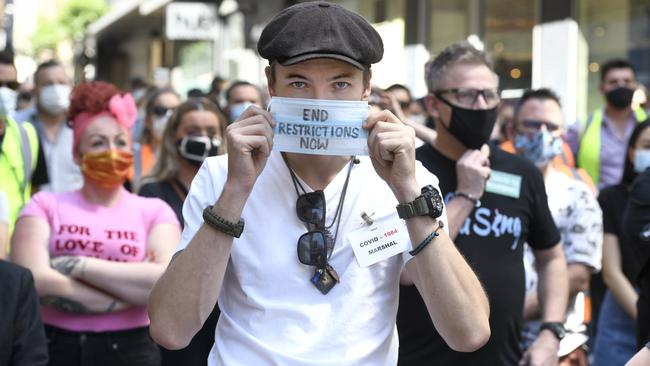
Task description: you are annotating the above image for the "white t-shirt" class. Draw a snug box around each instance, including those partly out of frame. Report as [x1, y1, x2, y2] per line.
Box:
[521, 169, 603, 352]
[178, 151, 446, 366]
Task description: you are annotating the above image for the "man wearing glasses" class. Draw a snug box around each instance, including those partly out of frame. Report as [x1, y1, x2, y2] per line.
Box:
[511, 89, 602, 365]
[148, 2, 490, 365]
[398, 43, 568, 366]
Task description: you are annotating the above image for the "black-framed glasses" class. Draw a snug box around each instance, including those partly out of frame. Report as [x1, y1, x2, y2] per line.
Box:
[0, 80, 19, 91]
[520, 119, 560, 132]
[296, 191, 333, 267]
[434, 88, 500, 108]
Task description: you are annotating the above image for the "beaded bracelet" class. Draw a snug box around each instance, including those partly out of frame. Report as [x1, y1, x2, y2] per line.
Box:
[409, 221, 445, 256]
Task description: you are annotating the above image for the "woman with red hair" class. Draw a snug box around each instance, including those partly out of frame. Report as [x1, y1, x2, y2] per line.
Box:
[11, 81, 180, 366]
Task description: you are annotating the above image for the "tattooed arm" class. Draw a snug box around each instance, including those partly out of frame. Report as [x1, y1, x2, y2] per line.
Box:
[11, 216, 128, 314]
[50, 222, 180, 306]
[40, 295, 124, 313]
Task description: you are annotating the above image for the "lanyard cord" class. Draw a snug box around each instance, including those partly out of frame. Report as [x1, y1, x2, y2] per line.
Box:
[281, 153, 355, 247]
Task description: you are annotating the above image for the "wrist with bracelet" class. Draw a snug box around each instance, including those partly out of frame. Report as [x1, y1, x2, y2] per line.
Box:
[202, 205, 245, 238]
[395, 185, 445, 256]
[449, 191, 481, 208]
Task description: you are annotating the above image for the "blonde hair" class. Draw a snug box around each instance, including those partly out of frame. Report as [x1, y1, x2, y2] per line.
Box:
[139, 97, 227, 187]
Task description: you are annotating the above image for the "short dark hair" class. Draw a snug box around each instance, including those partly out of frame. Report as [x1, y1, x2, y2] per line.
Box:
[210, 76, 225, 94]
[34, 59, 63, 85]
[187, 88, 205, 98]
[225, 81, 261, 103]
[622, 119, 650, 186]
[514, 88, 561, 117]
[600, 59, 636, 82]
[385, 84, 412, 101]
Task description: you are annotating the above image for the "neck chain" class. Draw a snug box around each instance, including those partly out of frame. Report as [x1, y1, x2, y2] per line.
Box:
[282, 153, 355, 246]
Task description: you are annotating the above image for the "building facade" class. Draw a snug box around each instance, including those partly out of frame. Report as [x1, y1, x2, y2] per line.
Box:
[86, 0, 650, 116]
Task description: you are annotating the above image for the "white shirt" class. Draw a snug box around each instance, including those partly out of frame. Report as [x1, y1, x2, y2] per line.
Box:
[13, 107, 83, 193]
[178, 151, 446, 366]
[521, 169, 603, 352]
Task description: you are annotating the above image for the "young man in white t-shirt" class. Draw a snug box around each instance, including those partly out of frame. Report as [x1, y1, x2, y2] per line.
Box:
[148, 2, 489, 364]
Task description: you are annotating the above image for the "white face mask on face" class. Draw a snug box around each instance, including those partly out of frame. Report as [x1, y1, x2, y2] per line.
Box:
[0, 86, 17, 116]
[39, 84, 71, 115]
[152, 110, 173, 139]
[634, 149, 650, 173]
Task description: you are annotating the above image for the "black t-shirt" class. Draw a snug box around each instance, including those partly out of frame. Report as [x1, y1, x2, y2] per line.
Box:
[397, 144, 560, 366]
[623, 168, 650, 347]
[138, 180, 186, 228]
[31, 140, 49, 187]
[598, 184, 644, 284]
[137, 179, 223, 364]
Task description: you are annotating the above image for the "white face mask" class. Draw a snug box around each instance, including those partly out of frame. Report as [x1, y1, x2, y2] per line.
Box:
[229, 101, 253, 123]
[152, 110, 173, 139]
[132, 88, 146, 101]
[0, 86, 17, 116]
[634, 149, 650, 173]
[268, 96, 369, 156]
[39, 84, 71, 115]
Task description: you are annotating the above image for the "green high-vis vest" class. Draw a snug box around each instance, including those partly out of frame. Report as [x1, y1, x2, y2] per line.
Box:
[0, 118, 38, 236]
[577, 108, 647, 185]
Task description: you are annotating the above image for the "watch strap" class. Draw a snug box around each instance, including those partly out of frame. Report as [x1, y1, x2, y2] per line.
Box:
[540, 322, 565, 340]
[396, 196, 429, 219]
[202, 205, 245, 238]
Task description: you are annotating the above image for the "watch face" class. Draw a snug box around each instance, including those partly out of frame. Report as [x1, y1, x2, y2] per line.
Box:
[423, 185, 444, 219]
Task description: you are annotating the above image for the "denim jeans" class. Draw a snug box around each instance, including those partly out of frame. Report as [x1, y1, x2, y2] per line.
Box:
[592, 290, 637, 366]
[45, 325, 161, 366]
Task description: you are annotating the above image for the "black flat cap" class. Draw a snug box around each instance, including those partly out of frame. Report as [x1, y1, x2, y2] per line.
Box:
[257, 1, 384, 70]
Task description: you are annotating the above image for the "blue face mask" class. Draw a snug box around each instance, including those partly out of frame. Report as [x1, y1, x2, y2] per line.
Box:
[634, 149, 650, 173]
[514, 130, 563, 167]
[228, 102, 253, 123]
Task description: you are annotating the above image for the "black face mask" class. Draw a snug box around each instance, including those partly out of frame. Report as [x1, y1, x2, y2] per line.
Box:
[177, 136, 221, 167]
[439, 99, 497, 150]
[605, 86, 635, 109]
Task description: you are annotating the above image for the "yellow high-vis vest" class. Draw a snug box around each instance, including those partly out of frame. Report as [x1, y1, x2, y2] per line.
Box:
[0, 117, 38, 236]
[577, 108, 647, 185]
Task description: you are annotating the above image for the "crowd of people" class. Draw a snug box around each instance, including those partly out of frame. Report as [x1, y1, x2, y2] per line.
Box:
[1, 1, 650, 366]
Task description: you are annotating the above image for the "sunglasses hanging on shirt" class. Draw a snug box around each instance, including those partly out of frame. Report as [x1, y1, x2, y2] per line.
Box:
[283, 153, 355, 295]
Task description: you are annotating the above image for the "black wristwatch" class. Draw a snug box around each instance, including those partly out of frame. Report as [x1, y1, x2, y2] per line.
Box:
[540, 322, 566, 340]
[203, 206, 245, 238]
[396, 185, 444, 220]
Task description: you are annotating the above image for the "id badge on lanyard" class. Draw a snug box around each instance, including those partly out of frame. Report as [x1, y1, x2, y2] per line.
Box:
[268, 96, 369, 156]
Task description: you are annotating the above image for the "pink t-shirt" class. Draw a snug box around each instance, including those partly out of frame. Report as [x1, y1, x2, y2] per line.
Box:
[19, 187, 179, 332]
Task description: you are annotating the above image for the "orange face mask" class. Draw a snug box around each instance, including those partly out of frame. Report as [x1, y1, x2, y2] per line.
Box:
[81, 150, 133, 189]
